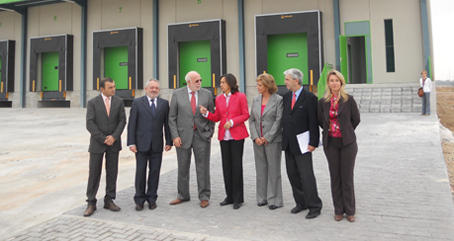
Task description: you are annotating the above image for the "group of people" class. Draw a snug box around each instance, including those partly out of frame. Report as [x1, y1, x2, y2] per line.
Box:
[82, 68, 361, 222]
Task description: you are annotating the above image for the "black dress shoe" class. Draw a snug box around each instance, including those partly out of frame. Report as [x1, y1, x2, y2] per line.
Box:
[269, 205, 281, 210]
[290, 205, 308, 214]
[257, 202, 268, 207]
[220, 199, 233, 206]
[233, 203, 241, 209]
[148, 202, 157, 210]
[306, 210, 321, 219]
[104, 202, 121, 211]
[135, 203, 144, 211]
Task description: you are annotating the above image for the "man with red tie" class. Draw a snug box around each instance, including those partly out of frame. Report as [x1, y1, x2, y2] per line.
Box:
[168, 71, 215, 208]
[281, 68, 323, 219]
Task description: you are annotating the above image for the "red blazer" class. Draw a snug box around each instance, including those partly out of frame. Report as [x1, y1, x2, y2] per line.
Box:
[206, 92, 250, 141]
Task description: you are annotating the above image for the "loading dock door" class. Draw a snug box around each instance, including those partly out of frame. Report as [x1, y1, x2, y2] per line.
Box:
[42, 51, 59, 92]
[267, 33, 308, 85]
[105, 46, 129, 90]
[179, 40, 211, 88]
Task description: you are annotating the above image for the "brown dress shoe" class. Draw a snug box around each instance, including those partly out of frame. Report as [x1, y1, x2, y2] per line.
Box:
[335, 215, 343, 221]
[149, 202, 157, 210]
[83, 205, 96, 217]
[347, 215, 355, 222]
[170, 198, 189, 205]
[104, 202, 121, 211]
[200, 200, 209, 208]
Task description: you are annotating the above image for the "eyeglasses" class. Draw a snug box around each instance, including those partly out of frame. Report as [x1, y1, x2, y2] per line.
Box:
[194, 79, 202, 83]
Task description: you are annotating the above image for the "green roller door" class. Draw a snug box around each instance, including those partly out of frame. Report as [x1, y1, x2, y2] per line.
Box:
[267, 33, 308, 85]
[179, 40, 211, 88]
[339, 35, 348, 83]
[42, 51, 59, 92]
[105, 46, 128, 90]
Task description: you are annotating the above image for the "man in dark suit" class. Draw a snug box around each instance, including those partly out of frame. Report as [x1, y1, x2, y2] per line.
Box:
[281, 68, 323, 219]
[168, 71, 215, 208]
[84, 77, 126, 217]
[127, 79, 172, 211]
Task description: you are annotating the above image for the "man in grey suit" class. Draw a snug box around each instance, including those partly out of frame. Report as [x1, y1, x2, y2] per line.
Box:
[84, 77, 126, 217]
[127, 79, 172, 211]
[169, 71, 215, 208]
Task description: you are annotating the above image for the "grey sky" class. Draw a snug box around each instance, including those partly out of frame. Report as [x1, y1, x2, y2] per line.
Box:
[431, 0, 454, 80]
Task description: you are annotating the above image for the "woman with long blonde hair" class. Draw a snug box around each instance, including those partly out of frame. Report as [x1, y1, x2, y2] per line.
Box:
[318, 69, 360, 222]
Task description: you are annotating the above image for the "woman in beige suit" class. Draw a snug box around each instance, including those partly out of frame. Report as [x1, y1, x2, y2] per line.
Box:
[249, 73, 284, 210]
[318, 70, 360, 222]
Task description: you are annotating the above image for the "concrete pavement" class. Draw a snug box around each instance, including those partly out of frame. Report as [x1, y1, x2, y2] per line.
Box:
[1, 108, 454, 240]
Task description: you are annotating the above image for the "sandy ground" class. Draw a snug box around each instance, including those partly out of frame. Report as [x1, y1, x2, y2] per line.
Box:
[437, 86, 454, 199]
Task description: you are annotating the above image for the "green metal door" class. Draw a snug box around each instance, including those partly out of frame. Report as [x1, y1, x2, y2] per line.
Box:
[42, 51, 59, 91]
[179, 40, 211, 88]
[105, 46, 128, 90]
[267, 33, 308, 85]
[0, 57, 2, 92]
[339, 35, 348, 83]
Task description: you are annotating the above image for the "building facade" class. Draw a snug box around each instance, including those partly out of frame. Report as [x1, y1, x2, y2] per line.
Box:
[0, 0, 433, 108]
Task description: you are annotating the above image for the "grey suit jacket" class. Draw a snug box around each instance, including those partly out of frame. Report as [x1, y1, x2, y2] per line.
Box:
[168, 87, 215, 149]
[249, 93, 283, 143]
[86, 94, 126, 153]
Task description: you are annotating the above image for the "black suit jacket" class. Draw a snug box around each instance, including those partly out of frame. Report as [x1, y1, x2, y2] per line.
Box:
[317, 95, 360, 147]
[282, 88, 320, 154]
[86, 94, 126, 153]
[127, 96, 172, 153]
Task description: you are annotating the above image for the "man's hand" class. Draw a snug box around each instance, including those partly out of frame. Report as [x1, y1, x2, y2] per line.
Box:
[255, 137, 263, 145]
[307, 145, 316, 152]
[104, 135, 115, 146]
[173, 137, 182, 148]
[260, 137, 268, 146]
[165, 145, 172, 152]
[129, 145, 137, 153]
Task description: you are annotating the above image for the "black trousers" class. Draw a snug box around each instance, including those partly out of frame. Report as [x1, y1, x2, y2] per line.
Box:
[86, 149, 119, 205]
[324, 137, 357, 215]
[134, 149, 163, 205]
[285, 150, 322, 212]
[220, 139, 245, 204]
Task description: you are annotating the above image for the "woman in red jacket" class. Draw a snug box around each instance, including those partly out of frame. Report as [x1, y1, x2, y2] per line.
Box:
[200, 73, 250, 209]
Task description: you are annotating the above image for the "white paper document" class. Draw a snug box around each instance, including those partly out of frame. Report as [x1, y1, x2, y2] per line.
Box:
[296, 131, 311, 154]
[296, 131, 322, 154]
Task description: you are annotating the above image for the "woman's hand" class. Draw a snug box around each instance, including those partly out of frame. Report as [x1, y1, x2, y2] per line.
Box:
[199, 105, 207, 115]
[224, 121, 232, 130]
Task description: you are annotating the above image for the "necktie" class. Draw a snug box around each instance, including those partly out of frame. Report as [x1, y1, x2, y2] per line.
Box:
[191, 92, 196, 129]
[105, 97, 110, 116]
[291, 93, 296, 110]
[151, 99, 155, 115]
[191, 92, 196, 115]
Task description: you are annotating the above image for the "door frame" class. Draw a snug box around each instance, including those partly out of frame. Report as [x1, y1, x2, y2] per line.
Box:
[340, 21, 373, 84]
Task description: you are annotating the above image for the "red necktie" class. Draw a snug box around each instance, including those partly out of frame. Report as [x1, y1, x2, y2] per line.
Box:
[191, 92, 196, 129]
[291, 93, 296, 110]
[191, 92, 196, 114]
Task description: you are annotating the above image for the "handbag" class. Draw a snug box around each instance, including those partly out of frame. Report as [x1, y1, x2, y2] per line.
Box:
[418, 78, 425, 98]
[418, 87, 424, 98]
